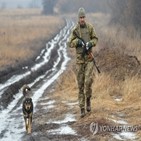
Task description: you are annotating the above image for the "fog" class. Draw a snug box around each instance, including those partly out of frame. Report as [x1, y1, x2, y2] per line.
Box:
[41, 0, 141, 32]
[0, 0, 41, 8]
[0, 0, 140, 32]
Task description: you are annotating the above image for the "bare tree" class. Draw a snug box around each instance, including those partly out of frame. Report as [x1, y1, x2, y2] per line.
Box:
[111, 0, 141, 32]
[42, 0, 111, 15]
[42, 0, 57, 15]
[0, 2, 6, 9]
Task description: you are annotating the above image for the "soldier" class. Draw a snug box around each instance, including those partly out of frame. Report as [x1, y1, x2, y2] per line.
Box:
[68, 7, 98, 118]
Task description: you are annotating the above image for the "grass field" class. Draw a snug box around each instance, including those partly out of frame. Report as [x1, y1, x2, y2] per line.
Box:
[1, 10, 141, 138]
[90, 13, 141, 61]
[53, 13, 141, 139]
[0, 9, 64, 68]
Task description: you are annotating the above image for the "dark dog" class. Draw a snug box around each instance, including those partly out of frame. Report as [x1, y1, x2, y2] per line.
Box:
[22, 85, 33, 134]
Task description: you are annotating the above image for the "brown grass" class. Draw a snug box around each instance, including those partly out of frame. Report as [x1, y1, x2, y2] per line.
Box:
[0, 9, 64, 67]
[90, 13, 141, 61]
[55, 68, 141, 125]
[54, 13, 141, 127]
[55, 67, 78, 101]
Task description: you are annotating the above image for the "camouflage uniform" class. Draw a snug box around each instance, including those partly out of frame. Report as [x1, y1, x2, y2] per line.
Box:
[68, 22, 98, 110]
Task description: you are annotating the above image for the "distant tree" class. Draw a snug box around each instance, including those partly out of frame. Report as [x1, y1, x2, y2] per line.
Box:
[17, 5, 23, 9]
[29, 0, 40, 8]
[55, 0, 111, 14]
[42, 0, 111, 15]
[0, 2, 6, 9]
[111, 0, 141, 32]
[131, 1, 141, 30]
[42, 0, 57, 15]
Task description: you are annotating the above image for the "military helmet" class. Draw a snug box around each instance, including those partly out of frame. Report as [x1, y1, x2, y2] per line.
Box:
[78, 7, 86, 18]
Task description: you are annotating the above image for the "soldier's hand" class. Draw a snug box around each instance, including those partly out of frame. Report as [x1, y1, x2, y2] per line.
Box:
[77, 39, 84, 48]
[86, 42, 93, 50]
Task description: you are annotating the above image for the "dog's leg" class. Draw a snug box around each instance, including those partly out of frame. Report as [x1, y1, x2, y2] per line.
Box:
[26, 118, 29, 133]
[24, 117, 28, 132]
[29, 114, 32, 134]
[27, 118, 31, 134]
[29, 118, 32, 134]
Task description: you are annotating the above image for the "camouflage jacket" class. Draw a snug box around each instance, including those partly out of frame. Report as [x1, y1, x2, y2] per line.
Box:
[68, 22, 98, 63]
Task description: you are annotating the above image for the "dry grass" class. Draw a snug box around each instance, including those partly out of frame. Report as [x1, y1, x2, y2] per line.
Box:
[55, 68, 141, 124]
[55, 67, 78, 101]
[90, 13, 141, 126]
[55, 12, 141, 126]
[90, 13, 141, 61]
[100, 25, 141, 60]
[0, 9, 64, 67]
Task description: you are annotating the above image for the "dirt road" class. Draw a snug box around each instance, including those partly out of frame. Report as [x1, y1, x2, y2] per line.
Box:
[0, 19, 75, 141]
[0, 17, 141, 141]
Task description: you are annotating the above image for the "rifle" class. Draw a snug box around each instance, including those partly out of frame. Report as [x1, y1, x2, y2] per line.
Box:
[73, 31, 100, 73]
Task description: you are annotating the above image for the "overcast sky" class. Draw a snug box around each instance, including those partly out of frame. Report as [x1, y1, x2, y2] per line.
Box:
[0, 0, 41, 8]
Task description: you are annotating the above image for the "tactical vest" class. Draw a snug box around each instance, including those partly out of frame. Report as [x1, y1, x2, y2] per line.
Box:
[75, 23, 92, 55]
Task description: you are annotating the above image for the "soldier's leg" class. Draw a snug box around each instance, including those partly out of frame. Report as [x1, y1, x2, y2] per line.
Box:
[76, 63, 85, 117]
[85, 61, 94, 112]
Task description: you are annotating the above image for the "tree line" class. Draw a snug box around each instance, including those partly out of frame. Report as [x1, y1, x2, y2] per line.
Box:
[42, 0, 141, 32]
[42, 0, 110, 14]
[111, 0, 141, 32]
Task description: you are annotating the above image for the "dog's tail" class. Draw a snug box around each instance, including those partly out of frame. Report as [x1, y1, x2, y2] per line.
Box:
[22, 84, 31, 97]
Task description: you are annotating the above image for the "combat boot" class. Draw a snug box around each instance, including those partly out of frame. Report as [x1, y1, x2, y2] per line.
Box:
[80, 108, 85, 118]
[86, 98, 91, 112]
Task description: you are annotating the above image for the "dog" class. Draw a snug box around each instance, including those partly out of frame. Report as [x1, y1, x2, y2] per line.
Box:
[22, 85, 33, 134]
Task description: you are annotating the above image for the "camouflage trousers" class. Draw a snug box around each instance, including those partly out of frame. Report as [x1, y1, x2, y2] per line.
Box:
[76, 61, 94, 109]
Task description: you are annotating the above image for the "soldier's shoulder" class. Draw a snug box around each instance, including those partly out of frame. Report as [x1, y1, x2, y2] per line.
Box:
[72, 24, 79, 31]
[71, 24, 79, 35]
[86, 23, 94, 29]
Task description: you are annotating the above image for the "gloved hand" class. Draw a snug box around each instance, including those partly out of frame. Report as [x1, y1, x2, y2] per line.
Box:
[77, 39, 84, 47]
[86, 42, 93, 50]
